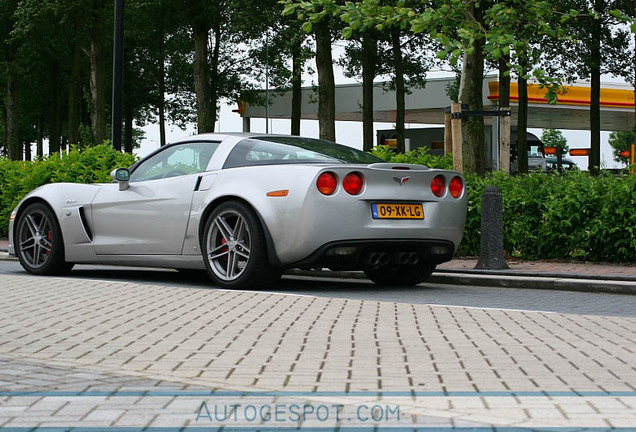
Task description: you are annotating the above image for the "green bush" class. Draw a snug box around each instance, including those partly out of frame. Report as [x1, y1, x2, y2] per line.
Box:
[369, 145, 454, 169]
[461, 171, 636, 262]
[0, 144, 136, 238]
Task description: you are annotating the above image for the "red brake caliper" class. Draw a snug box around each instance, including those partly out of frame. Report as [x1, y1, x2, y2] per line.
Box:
[46, 231, 52, 255]
[221, 238, 228, 265]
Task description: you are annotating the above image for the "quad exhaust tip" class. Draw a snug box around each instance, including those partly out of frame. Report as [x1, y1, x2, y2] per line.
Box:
[366, 251, 419, 267]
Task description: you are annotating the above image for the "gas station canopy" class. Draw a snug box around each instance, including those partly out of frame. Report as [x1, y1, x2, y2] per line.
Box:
[241, 76, 635, 132]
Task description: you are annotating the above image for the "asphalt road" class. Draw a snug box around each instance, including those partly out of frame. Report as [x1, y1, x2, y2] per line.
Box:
[1, 260, 635, 318]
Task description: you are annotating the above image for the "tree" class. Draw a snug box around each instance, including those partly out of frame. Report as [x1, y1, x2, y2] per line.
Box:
[1, 0, 22, 160]
[178, 0, 277, 134]
[542, 0, 631, 174]
[608, 130, 636, 165]
[283, 1, 347, 141]
[337, 33, 379, 150]
[288, 0, 561, 174]
[375, 26, 432, 153]
[241, 0, 313, 136]
[541, 129, 569, 153]
[87, 0, 110, 146]
[313, 17, 337, 141]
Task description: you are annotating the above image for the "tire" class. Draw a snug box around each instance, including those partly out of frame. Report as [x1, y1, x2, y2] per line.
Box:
[15, 202, 74, 275]
[364, 263, 436, 286]
[202, 201, 281, 289]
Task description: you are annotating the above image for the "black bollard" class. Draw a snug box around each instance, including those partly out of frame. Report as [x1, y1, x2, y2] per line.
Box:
[475, 185, 509, 270]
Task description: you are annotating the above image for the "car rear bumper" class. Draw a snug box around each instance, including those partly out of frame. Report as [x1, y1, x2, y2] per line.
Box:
[289, 238, 456, 271]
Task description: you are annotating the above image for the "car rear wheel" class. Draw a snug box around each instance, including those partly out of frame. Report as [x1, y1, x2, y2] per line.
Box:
[364, 263, 436, 286]
[15, 202, 74, 275]
[202, 201, 281, 289]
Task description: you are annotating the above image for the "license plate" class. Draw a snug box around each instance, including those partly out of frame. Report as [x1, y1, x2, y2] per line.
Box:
[372, 203, 424, 219]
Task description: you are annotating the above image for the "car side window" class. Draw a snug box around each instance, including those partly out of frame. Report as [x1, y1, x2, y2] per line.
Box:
[130, 142, 219, 182]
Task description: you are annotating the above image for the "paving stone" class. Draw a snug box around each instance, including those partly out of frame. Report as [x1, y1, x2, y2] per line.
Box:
[0, 273, 635, 429]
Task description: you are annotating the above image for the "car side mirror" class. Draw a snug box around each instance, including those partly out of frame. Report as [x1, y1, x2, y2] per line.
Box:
[111, 168, 130, 191]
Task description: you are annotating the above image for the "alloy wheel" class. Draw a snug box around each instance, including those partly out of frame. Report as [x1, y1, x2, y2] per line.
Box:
[206, 209, 252, 281]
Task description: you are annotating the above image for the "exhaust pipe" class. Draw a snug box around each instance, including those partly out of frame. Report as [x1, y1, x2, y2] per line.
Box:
[366, 252, 390, 267]
[367, 252, 381, 266]
[393, 252, 410, 265]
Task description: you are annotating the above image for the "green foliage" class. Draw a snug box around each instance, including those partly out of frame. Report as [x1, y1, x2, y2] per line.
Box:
[0, 143, 136, 238]
[608, 130, 635, 165]
[369, 145, 453, 169]
[460, 171, 636, 262]
[541, 128, 569, 153]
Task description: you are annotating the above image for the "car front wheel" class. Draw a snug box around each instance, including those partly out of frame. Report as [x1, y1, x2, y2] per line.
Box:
[202, 201, 281, 289]
[15, 202, 74, 275]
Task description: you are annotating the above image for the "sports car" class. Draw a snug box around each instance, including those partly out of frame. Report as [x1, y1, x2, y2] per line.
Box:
[9, 133, 467, 289]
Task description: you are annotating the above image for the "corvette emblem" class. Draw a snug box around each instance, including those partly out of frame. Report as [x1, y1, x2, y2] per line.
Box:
[393, 176, 411, 185]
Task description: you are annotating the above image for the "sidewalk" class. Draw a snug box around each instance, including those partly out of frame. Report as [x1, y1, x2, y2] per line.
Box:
[2, 238, 635, 294]
[0, 272, 635, 429]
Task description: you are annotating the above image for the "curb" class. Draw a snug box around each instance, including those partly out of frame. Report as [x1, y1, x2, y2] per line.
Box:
[428, 272, 636, 295]
[289, 269, 636, 296]
[2, 252, 634, 295]
[0, 251, 13, 261]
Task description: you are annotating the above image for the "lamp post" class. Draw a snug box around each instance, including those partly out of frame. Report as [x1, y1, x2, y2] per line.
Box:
[112, 0, 125, 152]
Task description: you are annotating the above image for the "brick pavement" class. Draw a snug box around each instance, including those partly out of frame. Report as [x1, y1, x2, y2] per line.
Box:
[0, 273, 635, 429]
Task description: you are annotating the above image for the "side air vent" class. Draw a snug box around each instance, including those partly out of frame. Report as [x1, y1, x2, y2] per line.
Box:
[78, 206, 93, 242]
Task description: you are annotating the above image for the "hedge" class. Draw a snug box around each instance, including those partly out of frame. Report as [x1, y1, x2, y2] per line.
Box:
[460, 171, 636, 262]
[0, 144, 136, 238]
[1, 145, 634, 263]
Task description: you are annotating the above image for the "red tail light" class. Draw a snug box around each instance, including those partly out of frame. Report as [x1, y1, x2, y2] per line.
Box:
[449, 176, 463, 198]
[343, 172, 364, 195]
[317, 172, 338, 195]
[431, 175, 445, 197]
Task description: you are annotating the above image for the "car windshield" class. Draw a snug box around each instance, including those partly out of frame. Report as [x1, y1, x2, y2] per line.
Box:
[223, 136, 383, 169]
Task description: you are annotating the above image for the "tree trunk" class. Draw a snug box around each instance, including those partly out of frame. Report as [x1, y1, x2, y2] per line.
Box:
[458, 30, 485, 173]
[6, 68, 21, 160]
[89, 3, 107, 146]
[589, 0, 603, 175]
[314, 20, 336, 142]
[193, 22, 214, 133]
[68, 40, 82, 145]
[37, 119, 44, 158]
[498, 55, 511, 173]
[391, 29, 406, 153]
[517, 58, 529, 174]
[498, 56, 510, 107]
[158, 35, 167, 146]
[290, 36, 302, 136]
[209, 25, 221, 133]
[362, 32, 377, 152]
[49, 63, 62, 155]
[625, 0, 635, 129]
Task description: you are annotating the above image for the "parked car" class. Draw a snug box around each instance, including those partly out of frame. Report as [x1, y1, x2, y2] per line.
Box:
[544, 156, 578, 172]
[8, 133, 468, 289]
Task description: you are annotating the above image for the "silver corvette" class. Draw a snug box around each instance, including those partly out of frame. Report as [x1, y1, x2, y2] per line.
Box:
[8, 133, 467, 289]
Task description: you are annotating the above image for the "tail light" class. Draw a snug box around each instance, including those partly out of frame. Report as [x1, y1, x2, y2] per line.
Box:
[317, 172, 338, 195]
[431, 175, 445, 197]
[449, 176, 463, 198]
[343, 172, 364, 195]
